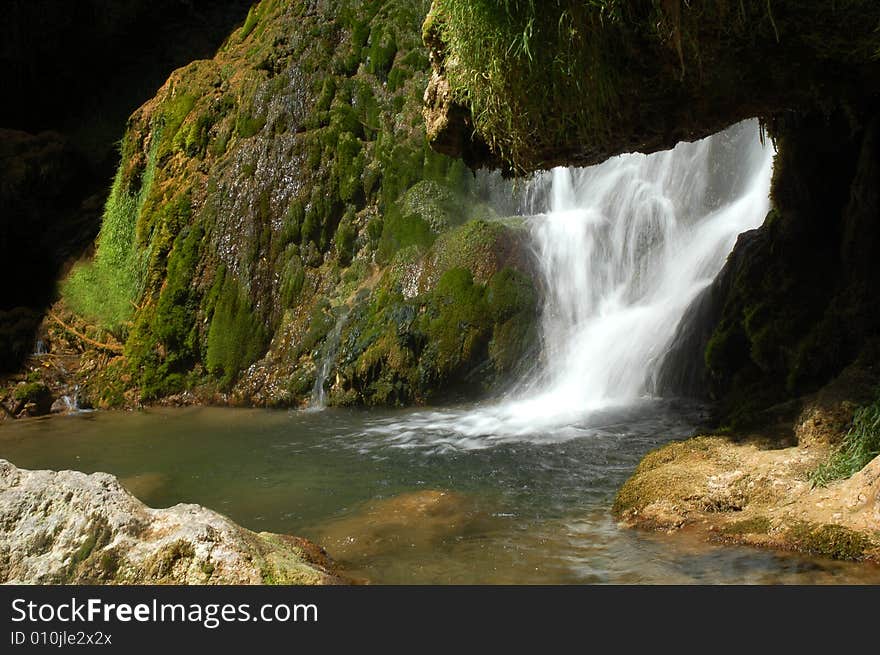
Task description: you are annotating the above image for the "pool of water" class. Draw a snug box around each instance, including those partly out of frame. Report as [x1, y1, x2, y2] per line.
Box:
[2, 403, 879, 584]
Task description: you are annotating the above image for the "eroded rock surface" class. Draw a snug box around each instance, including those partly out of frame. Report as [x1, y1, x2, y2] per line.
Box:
[0, 460, 346, 585]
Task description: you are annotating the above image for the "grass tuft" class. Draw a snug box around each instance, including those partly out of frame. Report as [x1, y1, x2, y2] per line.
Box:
[811, 395, 880, 486]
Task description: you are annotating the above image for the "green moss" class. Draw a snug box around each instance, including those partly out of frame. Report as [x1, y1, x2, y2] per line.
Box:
[235, 113, 266, 139]
[395, 179, 490, 233]
[787, 521, 873, 560]
[200, 560, 215, 578]
[240, 6, 260, 40]
[421, 267, 491, 379]
[612, 438, 718, 517]
[722, 516, 772, 536]
[302, 301, 336, 354]
[376, 206, 435, 264]
[428, 0, 629, 169]
[58, 0, 539, 408]
[144, 540, 196, 580]
[84, 358, 129, 409]
[63, 133, 159, 334]
[126, 224, 204, 400]
[156, 94, 197, 161]
[205, 270, 268, 390]
[429, 1, 880, 172]
[279, 249, 306, 309]
[367, 23, 398, 79]
[486, 268, 538, 374]
[68, 515, 113, 580]
[98, 550, 121, 580]
[13, 381, 49, 403]
[335, 213, 358, 266]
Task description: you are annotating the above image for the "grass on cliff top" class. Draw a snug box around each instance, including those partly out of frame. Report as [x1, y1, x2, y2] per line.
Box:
[811, 396, 880, 486]
[430, 0, 880, 171]
[428, 0, 629, 170]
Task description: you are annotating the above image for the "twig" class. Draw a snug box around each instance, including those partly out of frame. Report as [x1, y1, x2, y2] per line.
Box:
[47, 312, 124, 354]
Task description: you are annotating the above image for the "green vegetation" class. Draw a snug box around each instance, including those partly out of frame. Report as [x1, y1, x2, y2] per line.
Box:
[63, 136, 159, 334]
[125, 225, 204, 400]
[721, 515, 772, 536]
[13, 381, 49, 403]
[58, 0, 541, 406]
[428, 1, 880, 171]
[811, 395, 880, 486]
[787, 521, 873, 560]
[205, 270, 267, 390]
[241, 5, 260, 40]
[330, 216, 537, 406]
[427, 0, 628, 170]
[376, 205, 436, 264]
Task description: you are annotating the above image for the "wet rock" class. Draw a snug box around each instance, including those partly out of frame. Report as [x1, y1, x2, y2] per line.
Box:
[50, 397, 72, 414]
[0, 460, 347, 584]
[614, 434, 880, 562]
[11, 381, 52, 416]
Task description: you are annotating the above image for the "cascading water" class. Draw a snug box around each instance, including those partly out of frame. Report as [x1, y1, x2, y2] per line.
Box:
[311, 307, 351, 409]
[515, 120, 773, 417]
[361, 120, 774, 448]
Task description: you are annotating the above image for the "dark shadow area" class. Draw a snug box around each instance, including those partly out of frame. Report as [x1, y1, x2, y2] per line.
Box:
[0, 0, 253, 372]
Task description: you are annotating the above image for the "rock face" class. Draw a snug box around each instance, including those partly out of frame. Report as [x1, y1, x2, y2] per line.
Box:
[0, 460, 346, 585]
[693, 110, 880, 427]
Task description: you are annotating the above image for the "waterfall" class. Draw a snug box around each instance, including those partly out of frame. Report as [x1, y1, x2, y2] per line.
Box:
[310, 307, 351, 408]
[517, 119, 773, 417]
[362, 120, 774, 446]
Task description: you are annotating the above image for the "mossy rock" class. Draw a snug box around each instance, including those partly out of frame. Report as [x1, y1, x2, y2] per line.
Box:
[332, 216, 538, 406]
[786, 521, 875, 561]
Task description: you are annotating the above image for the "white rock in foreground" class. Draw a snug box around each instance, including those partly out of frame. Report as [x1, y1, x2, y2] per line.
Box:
[0, 460, 346, 585]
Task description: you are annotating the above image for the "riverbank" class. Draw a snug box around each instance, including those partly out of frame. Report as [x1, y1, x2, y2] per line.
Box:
[614, 363, 880, 563]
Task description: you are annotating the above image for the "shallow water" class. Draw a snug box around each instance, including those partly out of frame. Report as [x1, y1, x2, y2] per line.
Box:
[3, 405, 880, 584]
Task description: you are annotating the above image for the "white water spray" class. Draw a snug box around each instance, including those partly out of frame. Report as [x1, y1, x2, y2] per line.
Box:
[363, 120, 774, 447]
[519, 120, 772, 414]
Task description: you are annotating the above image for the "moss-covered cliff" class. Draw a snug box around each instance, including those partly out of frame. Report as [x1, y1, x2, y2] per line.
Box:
[32, 0, 538, 411]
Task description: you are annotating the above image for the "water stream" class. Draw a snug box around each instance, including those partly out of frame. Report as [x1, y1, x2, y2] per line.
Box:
[311, 307, 351, 408]
[5, 121, 875, 583]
